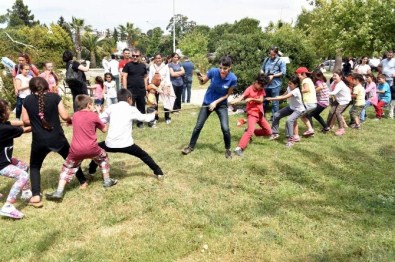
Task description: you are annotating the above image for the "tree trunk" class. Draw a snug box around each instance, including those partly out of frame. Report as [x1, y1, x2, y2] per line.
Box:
[334, 50, 343, 72]
[90, 51, 96, 68]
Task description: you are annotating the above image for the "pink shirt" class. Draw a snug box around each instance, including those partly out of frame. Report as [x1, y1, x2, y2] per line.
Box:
[39, 72, 57, 93]
[365, 81, 378, 106]
[94, 84, 104, 100]
[243, 85, 265, 117]
[69, 110, 105, 160]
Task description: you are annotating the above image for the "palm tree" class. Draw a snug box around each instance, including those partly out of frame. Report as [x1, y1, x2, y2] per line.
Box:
[118, 22, 142, 48]
[70, 17, 92, 60]
[81, 33, 104, 68]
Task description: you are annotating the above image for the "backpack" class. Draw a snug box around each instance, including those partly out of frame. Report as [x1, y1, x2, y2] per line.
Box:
[65, 62, 83, 83]
[152, 65, 164, 87]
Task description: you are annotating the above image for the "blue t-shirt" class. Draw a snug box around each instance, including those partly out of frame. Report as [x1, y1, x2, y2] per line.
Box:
[378, 82, 391, 103]
[261, 56, 286, 89]
[168, 62, 184, 87]
[203, 68, 237, 105]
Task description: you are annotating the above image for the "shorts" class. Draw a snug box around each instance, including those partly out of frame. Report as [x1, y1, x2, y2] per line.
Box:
[350, 105, 364, 119]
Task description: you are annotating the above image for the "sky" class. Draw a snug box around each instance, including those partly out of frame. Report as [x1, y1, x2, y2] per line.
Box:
[0, 0, 311, 33]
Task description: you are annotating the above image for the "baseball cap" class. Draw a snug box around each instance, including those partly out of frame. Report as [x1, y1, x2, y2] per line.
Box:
[295, 67, 311, 74]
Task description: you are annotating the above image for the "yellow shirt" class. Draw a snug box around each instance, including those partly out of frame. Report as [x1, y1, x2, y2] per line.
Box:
[301, 78, 317, 104]
[353, 84, 365, 106]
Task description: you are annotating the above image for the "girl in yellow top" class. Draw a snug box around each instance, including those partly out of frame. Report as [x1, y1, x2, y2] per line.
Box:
[349, 73, 365, 129]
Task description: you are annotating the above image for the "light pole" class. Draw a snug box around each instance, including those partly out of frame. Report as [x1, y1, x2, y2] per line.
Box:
[172, 0, 176, 52]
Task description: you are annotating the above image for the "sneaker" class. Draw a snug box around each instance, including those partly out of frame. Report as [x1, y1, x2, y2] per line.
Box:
[137, 123, 144, 129]
[293, 135, 301, 142]
[0, 204, 24, 219]
[182, 146, 194, 155]
[234, 147, 243, 156]
[321, 127, 330, 133]
[45, 190, 64, 201]
[155, 174, 164, 180]
[103, 178, 118, 188]
[225, 149, 232, 159]
[350, 124, 361, 129]
[166, 119, 172, 124]
[269, 134, 280, 140]
[20, 189, 32, 201]
[285, 139, 295, 148]
[303, 130, 315, 137]
[335, 128, 345, 136]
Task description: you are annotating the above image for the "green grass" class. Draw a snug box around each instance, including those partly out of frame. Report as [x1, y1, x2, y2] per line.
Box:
[0, 103, 394, 261]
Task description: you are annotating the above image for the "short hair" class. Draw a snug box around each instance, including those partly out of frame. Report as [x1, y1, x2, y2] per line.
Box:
[111, 54, 116, 59]
[123, 48, 130, 53]
[377, 74, 386, 80]
[117, 89, 133, 102]
[269, 46, 279, 54]
[19, 63, 30, 71]
[219, 56, 232, 67]
[131, 48, 141, 54]
[62, 50, 74, 62]
[183, 56, 189, 60]
[75, 94, 93, 110]
[351, 73, 364, 83]
[255, 74, 270, 87]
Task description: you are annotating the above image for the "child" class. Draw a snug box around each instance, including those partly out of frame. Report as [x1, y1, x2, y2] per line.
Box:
[307, 70, 330, 132]
[327, 70, 352, 136]
[374, 74, 391, 120]
[231, 74, 272, 156]
[0, 99, 32, 219]
[266, 76, 305, 147]
[146, 84, 158, 128]
[46, 95, 116, 201]
[104, 73, 117, 106]
[88, 89, 164, 179]
[349, 73, 366, 128]
[389, 84, 395, 119]
[94, 76, 105, 106]
[14, 64, 32, 119]
[360, 73, 377, 122]
[22, 77, 88, 207]
[39, 62, 59, 94]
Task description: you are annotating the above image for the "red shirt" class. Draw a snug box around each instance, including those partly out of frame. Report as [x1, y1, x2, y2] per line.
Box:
[69, 110, 105, 160]
[243, 85, 265, 117]
[118, 58, 132, 72]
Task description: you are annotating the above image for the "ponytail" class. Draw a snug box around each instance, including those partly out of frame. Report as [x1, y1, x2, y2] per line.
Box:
[29, 77, 53, 130]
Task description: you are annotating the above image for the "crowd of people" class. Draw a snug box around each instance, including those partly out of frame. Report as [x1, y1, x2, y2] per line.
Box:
[0, 48, 394, 219]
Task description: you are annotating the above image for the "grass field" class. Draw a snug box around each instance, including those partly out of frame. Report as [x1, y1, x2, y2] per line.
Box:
[0, 102, 394, 261]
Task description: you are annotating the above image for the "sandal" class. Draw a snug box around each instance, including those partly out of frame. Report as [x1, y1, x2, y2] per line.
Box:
[28, 195, 43, 208]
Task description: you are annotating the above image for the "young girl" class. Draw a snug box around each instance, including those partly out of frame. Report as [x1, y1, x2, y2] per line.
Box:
[14, 64, 32, 119]
[349, 73, 366, 128]
[39, 62, 59, 94]
[360, 73, 377, 122]
[307, 70, 330, 132]
[266, 76, 305, 147]
[21, 77, 87, 207]
[0, 99, 31, 219]
[374, 74, 391, 120]
[231, 74, 272, 156]
[94, 76, 105, 106]
[327, 70, 352, 136]
[104, 73, 117, 106]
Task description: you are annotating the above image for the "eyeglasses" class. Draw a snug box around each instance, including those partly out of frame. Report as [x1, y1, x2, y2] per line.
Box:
[219, 66, 230, 71]
[132, 55, 140, 58]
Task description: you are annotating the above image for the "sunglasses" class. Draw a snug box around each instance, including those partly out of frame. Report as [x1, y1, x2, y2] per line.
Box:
[132, 55, 140, 58]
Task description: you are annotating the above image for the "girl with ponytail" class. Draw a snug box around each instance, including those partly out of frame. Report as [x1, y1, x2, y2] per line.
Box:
[21, 77, 87, 207]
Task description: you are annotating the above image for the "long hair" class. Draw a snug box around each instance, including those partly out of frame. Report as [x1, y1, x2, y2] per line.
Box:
[0, 99, 9, 123]
[29, 77, 53, 130]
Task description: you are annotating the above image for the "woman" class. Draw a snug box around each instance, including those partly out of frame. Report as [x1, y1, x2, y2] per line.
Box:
[354, 56, 371, 76]
[39, 62, 59, 94]
[168, 53, 185, 112]
[62, 50, 90, 111]
[182, 56, 237, 158]
[21, 77, 87, 207]
[148, 53, 174, 124]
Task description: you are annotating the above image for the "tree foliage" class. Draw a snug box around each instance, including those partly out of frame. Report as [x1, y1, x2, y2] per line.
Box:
[0, 0, 39, 28]
[166, 14, 196, 41]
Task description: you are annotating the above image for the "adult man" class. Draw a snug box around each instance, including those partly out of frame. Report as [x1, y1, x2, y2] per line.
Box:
[118, 48, 132, 88]
[108, 54, 120, 91]
[261, 47, 286, 120]
[122, 49, 148, 128]
[181, 56, 194, 103]
[102, 56, 110, 73]
[379, 50, 395, 87]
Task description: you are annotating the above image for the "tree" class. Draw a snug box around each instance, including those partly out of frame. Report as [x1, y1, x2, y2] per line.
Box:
[166, 14, 196, 40]
[207, 23, 233, 52]
[1, 0, 39, 27]
[57, 16, 72, 39]
[144, 27, 164, 56]
[178, 30, 208, 58]
[112, 28, 119, 42]
[118, 22, 142, 48]
[81, 33, 104, 68]
[69, 17, 92, 60]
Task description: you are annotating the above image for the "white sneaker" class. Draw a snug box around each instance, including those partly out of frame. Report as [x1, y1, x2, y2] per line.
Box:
[166, 119, 172, 124]
[20, 189, 32, 201]
[0, 204, 24, 219]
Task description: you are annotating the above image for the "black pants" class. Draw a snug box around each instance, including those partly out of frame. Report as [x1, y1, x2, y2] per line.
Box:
[89, 142, 163, 176]
[306, 104, 328, 129]
[68, 81, 88, 112]
[154, 93, 170, 121]
[131, 93, 146, 126]
[30, 141, 86, 196]
[173, 84, 183, 111]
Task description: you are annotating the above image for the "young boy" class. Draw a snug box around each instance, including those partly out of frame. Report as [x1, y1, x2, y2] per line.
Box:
[374, 74, 392, 120]
[231, 74, 272, 156]
[46, 95, 116, 201]
[88, 89, 164, 179]
[349, 73, 366, 129]
[389, 84, 395, 119]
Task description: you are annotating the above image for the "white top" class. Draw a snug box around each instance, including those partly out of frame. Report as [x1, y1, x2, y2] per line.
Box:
[15, 74, 32, 98]
[100, 101, 155, 148]
[108, 59, 119, 76]
[104, 81, 117, 98]
[287, 87, 305, 112]
[329, 81, 352, 105]
[355, 64, 371, 75]
[148, 63, 171, 86]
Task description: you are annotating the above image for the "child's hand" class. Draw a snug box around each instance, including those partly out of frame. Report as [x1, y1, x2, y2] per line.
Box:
[265, 97, 272, 101]
[94, 105, 102, 113]
[245, 98, 253, 103]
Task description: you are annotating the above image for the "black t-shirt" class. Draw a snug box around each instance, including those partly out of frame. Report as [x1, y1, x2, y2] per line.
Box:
[23, 93, 68, 150]
[0, 122, 23, 170]
[123, 62, 147, 96]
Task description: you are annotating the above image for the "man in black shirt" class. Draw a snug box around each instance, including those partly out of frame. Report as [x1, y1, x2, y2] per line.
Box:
[122, 49, 148, 128]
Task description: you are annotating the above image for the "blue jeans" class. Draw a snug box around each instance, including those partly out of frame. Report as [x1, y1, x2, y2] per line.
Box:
[113, 75, 120, 92]
[264, 86, 281, 116]
[188, 104, 231, 149]
[360, 100, 371, 121]
[15, 97, 25, 119]
[182, 80, 192, 103]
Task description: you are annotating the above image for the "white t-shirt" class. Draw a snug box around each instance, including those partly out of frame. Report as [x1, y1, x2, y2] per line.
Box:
[287, 87, 305, 112]
[148, 63, 171, 86]
[104, 81, 117, 98]
[355, 64, 371, 75]
[15, 74, 32, 98]
[108, 59, 119, 76]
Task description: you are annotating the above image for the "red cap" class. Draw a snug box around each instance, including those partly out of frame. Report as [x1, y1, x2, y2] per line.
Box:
[295, 67, 311, 74]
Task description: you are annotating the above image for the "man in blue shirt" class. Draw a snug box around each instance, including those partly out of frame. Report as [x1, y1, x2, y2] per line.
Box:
[182, 56, 237, 159]
[182, 56, 194, 103]
[261, 47, 286, 120]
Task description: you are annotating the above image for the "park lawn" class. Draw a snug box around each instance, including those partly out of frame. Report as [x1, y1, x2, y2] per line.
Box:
[0, 103, 394, 261]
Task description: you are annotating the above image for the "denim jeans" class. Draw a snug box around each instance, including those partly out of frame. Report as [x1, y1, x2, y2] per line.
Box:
[15, 97, 24, 119]
[113, 74, 120, 92]
[188, 104, 231, 149]
[182, 80, 192, 103]
[360, 100, 371, 121]
[264, 86, 281, 116]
